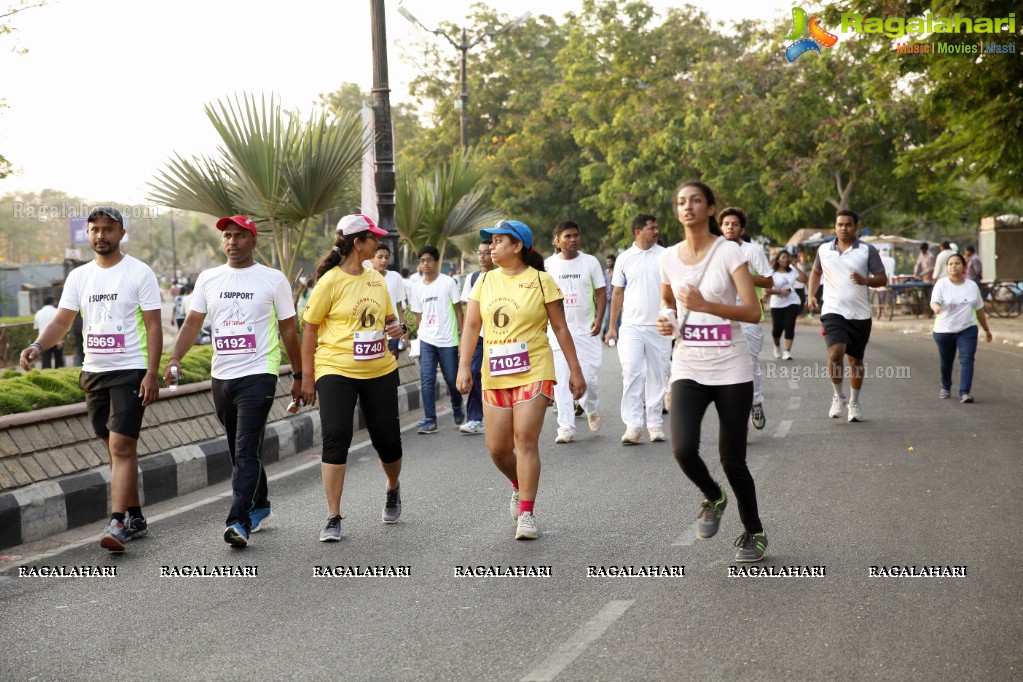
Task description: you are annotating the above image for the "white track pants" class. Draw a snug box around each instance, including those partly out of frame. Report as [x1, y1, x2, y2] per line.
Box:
[741, 321, 764, 404]
[553, 334, 602, 433]
[617, 324, 670, 430]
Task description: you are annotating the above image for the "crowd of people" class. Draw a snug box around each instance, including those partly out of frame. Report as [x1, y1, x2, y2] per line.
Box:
[17, 189, 998, 564]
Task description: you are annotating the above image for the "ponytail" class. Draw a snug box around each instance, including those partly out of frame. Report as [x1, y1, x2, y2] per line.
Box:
[316, 229, 371, 278]
[709, 215, 722, 237]
[523, 246, 546, 272]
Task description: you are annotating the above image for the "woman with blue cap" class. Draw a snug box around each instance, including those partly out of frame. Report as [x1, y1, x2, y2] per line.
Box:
[456, 220, 585, 540]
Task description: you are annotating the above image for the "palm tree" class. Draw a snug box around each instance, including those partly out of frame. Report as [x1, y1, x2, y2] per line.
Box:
[395, 150, 502, 266]
[147, 93, 367, 285]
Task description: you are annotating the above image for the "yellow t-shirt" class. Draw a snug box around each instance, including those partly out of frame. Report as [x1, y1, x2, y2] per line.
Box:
[303, 266, 397, 381]
[470, 267, 563, 389]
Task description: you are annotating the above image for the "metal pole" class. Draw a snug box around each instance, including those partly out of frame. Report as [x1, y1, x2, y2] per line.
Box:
[170, 209, 177, 285]
[370, 0, 399, 271]
[459, 27, 469, 151]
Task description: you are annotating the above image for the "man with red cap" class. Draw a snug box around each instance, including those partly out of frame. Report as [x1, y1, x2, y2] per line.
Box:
[164, 214, 303, 548]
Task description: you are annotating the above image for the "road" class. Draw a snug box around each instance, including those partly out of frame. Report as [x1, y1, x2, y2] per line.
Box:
[1, 328, 1021, 681]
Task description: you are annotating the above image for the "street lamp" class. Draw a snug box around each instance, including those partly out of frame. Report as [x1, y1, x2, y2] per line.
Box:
[399, 6, 530, 151]
[370, 0, 399, 271]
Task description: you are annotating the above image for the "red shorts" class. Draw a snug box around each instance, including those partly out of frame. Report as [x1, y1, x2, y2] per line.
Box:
[483, 380, 555, 409]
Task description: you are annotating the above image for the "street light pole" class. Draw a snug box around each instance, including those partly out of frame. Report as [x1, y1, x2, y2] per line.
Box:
[170, 209, 177, 285]
[370, 0, 399, 271]
[399, 7, 530, 152]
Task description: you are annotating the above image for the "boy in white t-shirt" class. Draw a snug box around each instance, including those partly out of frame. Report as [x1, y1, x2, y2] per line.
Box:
[21, 207, 163, 553]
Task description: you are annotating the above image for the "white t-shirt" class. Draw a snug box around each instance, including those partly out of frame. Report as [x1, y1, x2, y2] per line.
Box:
[34, 304, 59, 331]
[190, 263, 296, 380]
[812, 239, 885, 321]
[931, 278, 983, 334]
[59, 255, 162, 372]
[738, 241, 772, 325]
[612, 242, 665, 326]
[660, 238, 752, 386]
[409, 273, 461, 347]
[462, 271, 487, 339]
[545, 252, 605, 342]
[769, 269, 801, 308]
[934, 249, 953, 281]
[381, 269, 406, 317]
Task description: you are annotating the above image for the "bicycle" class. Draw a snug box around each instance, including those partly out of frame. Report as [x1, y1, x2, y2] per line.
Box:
[982, 281, 1021, 318]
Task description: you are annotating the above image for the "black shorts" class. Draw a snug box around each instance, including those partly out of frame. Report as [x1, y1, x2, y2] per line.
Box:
[820, 314, 872, 359]
[80, 369, 148, 440]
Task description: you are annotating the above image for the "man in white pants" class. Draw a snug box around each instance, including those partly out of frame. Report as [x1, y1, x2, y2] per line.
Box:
[546, 220, 607, 444]
[605, 214, 670, 445]
[720, 208, 774, 430]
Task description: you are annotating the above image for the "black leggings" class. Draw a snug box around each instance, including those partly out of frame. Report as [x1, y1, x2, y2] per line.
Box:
[317, 371, 402, 465]
[670, 379, 762, 533]
[771, 304, 801, 342]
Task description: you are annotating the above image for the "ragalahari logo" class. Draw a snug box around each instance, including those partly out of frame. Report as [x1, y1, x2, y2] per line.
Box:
[785, 7, 839, 62]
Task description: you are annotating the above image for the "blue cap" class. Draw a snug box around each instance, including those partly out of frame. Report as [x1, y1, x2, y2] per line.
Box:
[480, 220, 533, 250]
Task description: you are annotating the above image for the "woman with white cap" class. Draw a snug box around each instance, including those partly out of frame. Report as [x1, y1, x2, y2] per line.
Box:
[456, 220, 585, 540]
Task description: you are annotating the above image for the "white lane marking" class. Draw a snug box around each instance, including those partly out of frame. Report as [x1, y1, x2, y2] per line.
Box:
[772, 419, 792, 439]
[2, 418, 428, 569]
[671, 525, 698, 547]
[520, 600, 635, 682]
[788, 396, 801, 411]
[788, 380, 799, 390]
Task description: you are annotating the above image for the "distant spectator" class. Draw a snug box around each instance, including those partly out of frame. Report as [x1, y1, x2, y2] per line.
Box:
[914, 243, 936, 282]
[964, 245, 983, 284]
[172, 289, 187, 329]
[33, 296, 64, 368]
[933, 241, 953, 281]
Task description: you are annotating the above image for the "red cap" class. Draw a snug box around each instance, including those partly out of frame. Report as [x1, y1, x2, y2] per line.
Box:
[216, 215, 258, 237]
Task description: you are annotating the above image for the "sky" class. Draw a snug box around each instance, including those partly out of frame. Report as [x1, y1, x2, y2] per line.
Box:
[0, 0, 795, 206]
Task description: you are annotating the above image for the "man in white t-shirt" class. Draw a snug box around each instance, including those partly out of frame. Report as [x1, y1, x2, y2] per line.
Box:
[164, 215, 303, 548]
[21, 207, 163, 553]
[458, 239, 494, 435]
[605, 213, 671, 444]
[933, 241, 953, 281]
[33, 296, 64, 368]
[545, 220, 607, 443]
[372, 242, 409, 358]
[720, 208, 774, 431]
[807, 209, 888, 422]
[409, 244, 464, 433]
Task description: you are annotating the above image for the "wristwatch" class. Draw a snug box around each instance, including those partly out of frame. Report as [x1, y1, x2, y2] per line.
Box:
[292, 372, 303, 380]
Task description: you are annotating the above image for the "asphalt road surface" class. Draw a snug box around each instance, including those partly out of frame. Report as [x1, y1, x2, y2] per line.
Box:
[2, 327, 1021, 681]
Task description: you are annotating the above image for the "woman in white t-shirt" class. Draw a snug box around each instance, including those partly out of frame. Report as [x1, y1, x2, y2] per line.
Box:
[657, 181, 767, 563]
[766, 250, 807, 360]
[930, 252, 992, 403]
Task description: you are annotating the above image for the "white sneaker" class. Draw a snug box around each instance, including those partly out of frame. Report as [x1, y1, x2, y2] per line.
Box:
[829, 395, 847, 418]
[773, 346, 782, 359]
[459, 420, 485, 434]
[847, 401, 863, 422]
[781, 350, 792, 361]
[587, 412, 602, 432]
[621, 428, 643, 445]
[509, 489, 520, 521]
[648, 428, 666, 442]
[515, 512, 539, 540]
[554, 429, 575, 444]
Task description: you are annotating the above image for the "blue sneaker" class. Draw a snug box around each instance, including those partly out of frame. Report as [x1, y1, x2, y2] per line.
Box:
[417, 419, 437, 434]
[249, 506, 273, 532]
[453, 408, 465, 426]
[224, 522, 249, 548]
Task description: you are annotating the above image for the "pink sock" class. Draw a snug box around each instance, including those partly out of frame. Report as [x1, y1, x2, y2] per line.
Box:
[519, 500, 534, 515]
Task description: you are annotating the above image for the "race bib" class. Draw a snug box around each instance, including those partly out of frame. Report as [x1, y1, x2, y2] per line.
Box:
[488, 342, 530, 376]
[354, 330, 386, 361]
[563, 289, 579, 307]
[423, 313, 438, 328]
[86, 323, 126, 354]
[213, 326, 257, 355]
[682, 313, 732, 347]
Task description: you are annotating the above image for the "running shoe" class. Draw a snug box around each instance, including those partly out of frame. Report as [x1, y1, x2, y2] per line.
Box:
[249, 506, 273, 532]
[99, 519, 130, 552]
[459, 420, 485, 434]
[515, 512, 539, 540]
[773, 345, 782, 359]
[648, 428, 666, 442]
[224, 522, 249, 548]
[696, 490, 728, 539]
[829, 395, 847, 418]
[509, 489, 520, 521]
[734, 530, 768, 562]
[416, 419, 437, 434]
[750, 403, 766, 430]
[587, 412, 602, 432]
[960, 394, 974, 403]
[383, 486, 402, 523]
[319, 515, 343, 542]
[124, 513, 149, 539]
[782, 350, 792, 361]
[554, 429, 574, 444]
[621, 428, 643, 445]
[847, 401, 863, 422]
[453, 408, 465, 426]
[939, 389, 951, 399]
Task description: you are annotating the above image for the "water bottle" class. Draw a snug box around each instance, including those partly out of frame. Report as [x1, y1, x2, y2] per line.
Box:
[607, 338, 616, 347]
[168, 366, 179, 392]
[659, 308, 679, 337]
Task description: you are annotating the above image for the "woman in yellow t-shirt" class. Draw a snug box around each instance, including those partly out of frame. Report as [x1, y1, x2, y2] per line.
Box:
[456, 220, 585, 540]
[300, 214, 407, 542]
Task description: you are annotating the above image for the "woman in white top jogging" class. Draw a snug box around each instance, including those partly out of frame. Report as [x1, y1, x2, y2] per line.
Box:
[930, 252, 992, 403]
[657, 181, 768, 563]
[767, 250, 807, 360]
